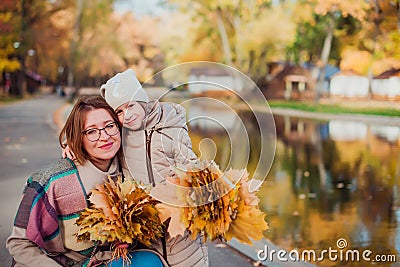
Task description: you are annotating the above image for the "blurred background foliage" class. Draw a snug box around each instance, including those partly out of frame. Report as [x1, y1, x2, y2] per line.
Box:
[0, 0, 399, 95]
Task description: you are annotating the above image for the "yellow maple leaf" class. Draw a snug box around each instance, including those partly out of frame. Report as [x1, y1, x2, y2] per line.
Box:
[88, 192, 117, 221]
[156, 203, 186, 238]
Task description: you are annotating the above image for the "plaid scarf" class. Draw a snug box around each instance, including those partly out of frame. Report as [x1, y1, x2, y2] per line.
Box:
[14, 158, 89, 254]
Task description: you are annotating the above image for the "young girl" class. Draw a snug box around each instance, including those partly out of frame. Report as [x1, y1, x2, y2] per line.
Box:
[100, 69, 197, 187]
[100, 69, 208, 267]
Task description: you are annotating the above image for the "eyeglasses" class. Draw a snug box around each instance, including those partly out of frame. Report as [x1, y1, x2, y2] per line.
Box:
[82, 122, 119, 142]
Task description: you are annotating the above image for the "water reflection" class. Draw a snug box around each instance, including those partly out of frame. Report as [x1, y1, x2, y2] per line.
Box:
[187, 108, 400, 266]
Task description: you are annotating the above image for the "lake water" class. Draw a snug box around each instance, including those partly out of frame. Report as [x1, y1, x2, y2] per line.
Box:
[185, 103, 400, 266]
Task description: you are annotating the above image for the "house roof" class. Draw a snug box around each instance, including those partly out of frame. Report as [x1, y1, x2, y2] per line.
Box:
[324, 65, 340, 79]
[331, 69, 362, 77]
[374, 68, 400, 79]
[302, 63, 340, 79]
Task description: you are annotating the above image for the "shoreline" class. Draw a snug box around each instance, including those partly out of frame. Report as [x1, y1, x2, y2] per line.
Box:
[270, 107, 400, 126]
[54, 98, 400, 133]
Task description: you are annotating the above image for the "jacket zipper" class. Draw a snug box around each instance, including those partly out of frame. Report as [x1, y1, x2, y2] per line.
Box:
[145, 129, 155, 186]
[145, 129, 169, 264]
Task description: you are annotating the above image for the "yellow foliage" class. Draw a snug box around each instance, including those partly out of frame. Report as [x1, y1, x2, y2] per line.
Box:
[156, 161, 269, 245]
[75, 176, 164, 262]
[0, 59, 20, 73]
[372, 58, 400, 76]
[340, 48, 400, 76]
[0, 12, 13, 23]
[313, 0, 369, 21]
[238, 5, 297, 64]
[49, 9, 74, 29]
[340, 49, 372, 75]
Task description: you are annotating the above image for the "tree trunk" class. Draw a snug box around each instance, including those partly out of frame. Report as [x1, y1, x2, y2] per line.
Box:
[233, 14, 241, 65]
[315, 14, 335, 104]
[396, 0, 400, 33]
[216, 7, 232, 66]
[68, 0, 83, 88]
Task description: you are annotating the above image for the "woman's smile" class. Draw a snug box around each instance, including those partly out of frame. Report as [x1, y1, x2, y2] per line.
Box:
[99, 142, 114, 150]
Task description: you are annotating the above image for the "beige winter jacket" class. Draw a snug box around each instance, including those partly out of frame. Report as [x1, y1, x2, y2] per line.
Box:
[122, 100, 198, 185]
[121, 101, 209, 267]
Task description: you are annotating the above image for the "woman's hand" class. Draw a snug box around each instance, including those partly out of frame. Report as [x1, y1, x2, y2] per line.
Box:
[62, 144, 76, 160]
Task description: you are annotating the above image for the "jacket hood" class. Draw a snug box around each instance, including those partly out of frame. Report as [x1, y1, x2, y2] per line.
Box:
[143, 101, 188, 131]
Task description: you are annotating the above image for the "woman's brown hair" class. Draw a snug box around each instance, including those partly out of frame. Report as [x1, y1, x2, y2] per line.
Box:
[59, 95, 122, 165]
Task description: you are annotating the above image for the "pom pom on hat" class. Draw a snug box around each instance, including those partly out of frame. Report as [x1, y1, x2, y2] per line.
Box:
[100, 69, 149, 110]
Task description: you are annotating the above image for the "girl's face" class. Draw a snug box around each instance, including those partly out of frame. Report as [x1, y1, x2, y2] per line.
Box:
[115, 101, 146, 131]
[82, 108, 121, 169]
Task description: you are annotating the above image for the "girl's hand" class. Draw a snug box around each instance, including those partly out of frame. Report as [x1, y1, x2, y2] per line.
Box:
[62, 144, 76, 160]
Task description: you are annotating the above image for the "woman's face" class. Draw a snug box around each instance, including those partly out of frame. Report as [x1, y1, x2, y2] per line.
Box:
[82, 108, 121, 166]
[115, 101, 146, 131]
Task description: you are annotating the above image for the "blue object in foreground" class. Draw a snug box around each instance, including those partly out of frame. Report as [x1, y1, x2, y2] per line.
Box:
[108, 250, 164, 267]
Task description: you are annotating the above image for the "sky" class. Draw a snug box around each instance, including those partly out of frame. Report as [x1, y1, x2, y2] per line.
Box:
[113, 0, 168, 16]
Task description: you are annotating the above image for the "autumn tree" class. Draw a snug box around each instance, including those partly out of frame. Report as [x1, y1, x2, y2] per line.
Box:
[163, 0, 298, 83]
[113, 13, 165, 84]
[238, 3, 298, 83]
[0, 0, 74, 96]
[303, 0, 400, 77]
[301, 0, 369, 102]
[156, 5, 224, 71]
[1, 0, 174, 95]
[64, 1, 165, 87]
[30, 6, 74, 85]
[0, 0, 21, 97]
[69, 0, 119, 86]
[370, 0, 400, 72]
[288, 13, 361, 65]
[0, 0, 20, 73]
[342, 0, 400, 75]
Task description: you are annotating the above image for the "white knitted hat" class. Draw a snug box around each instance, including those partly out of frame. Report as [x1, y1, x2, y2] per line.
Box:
[100, 69, 149, 110]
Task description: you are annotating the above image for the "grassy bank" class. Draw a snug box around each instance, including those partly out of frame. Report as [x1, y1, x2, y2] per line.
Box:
[0, 95, 24, 105]
[268, 100, 400, 117]
[0, 92, 43, 106]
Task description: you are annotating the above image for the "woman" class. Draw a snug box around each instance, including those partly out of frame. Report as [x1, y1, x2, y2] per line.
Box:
[6, 96, 166, 266]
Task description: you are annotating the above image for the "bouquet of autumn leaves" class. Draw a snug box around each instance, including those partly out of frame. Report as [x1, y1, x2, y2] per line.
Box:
[154, 161, 269, 245]
[75, 176, 164, 264]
